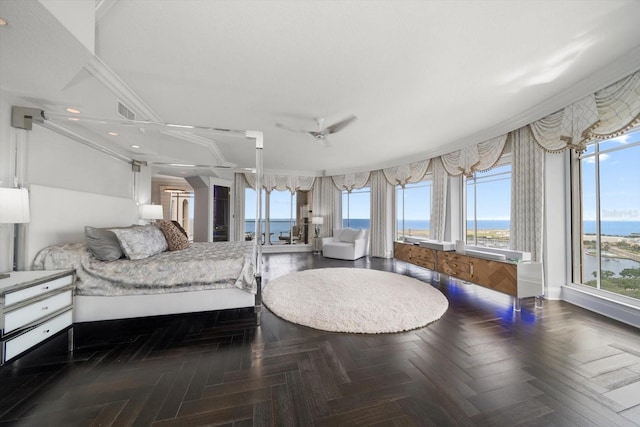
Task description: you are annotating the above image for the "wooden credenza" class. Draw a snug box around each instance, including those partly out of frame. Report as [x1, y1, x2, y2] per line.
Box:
[394, 241, 543, 308]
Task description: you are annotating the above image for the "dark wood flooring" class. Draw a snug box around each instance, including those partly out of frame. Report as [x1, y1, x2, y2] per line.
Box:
[1, 253, 640, 426]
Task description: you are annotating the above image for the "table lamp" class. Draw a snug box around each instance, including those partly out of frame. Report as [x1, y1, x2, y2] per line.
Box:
[140, 204, 164, 222]
[0, 188, 31, 279]
[311, 216, 323, 238]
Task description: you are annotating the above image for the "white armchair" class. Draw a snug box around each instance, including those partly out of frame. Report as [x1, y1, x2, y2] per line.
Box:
[322, 228, 369, 260]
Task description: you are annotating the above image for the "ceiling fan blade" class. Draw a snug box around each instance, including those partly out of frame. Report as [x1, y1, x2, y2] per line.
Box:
[275, 122, 309, 134]
[325, 115, 357, 134]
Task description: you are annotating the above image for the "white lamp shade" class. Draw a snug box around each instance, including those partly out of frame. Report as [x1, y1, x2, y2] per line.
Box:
[311, 216, 323, 225]
[140, 204, 164, 220]
[0, 188, 30, 223]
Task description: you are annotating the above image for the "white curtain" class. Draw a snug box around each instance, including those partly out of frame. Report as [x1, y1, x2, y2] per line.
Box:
[530, 69, 640, 153]
[430, 157, 448, 241]
[441, 134, 508, 176]
[332, 172, 370, 191]
[510, 128, 544, 262]
[233, 173, 246, 241]
[244, 173, 315, 193]
[370, 170, 392, 258]
[382, 159, 430, 186]
[312, 176, 339, 237]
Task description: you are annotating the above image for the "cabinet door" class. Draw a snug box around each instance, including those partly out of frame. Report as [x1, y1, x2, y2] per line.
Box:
[394, 242, 412, 263]
[469, 257, 517, 296]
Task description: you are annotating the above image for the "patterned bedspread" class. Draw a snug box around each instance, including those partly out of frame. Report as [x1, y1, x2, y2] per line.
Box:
[32, 241, 257, 296]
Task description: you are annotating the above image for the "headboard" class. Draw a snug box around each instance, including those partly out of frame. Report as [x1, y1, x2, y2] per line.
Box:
[26, 185, 138, 268]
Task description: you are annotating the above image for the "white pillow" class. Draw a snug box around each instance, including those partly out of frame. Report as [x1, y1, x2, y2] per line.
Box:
[339, 228, 361, 243]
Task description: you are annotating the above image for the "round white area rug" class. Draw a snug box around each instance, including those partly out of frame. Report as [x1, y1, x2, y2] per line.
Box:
[263, 268, 449, 334]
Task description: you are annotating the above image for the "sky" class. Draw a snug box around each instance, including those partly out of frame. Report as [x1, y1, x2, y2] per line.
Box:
[581, 131, 640, 222]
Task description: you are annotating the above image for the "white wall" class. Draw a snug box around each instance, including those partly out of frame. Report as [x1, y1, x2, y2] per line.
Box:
[27, 125, 133, 198]
[0, 93, 150, 271]
[543, 151, 569, 300]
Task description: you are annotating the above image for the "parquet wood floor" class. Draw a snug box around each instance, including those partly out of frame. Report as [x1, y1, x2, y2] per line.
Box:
[1, 253, 640, 426]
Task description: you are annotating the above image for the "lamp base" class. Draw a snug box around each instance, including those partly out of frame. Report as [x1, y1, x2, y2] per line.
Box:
[0, 273, 10, 280]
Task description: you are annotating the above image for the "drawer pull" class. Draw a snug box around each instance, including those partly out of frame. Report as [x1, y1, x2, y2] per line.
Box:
[42, 286, 49, 290]
[43, 329, 50, 334]
[42, 306, 49, 310]
[470, 263, 474, 277]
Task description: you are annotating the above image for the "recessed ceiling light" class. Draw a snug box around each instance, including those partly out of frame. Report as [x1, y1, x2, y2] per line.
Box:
[66, 107, 81, 114]
[131, 144, 140, 149]
[68, 117, 80, 122]
[108, 131, 118, 136]
[0, 17, 8, 26]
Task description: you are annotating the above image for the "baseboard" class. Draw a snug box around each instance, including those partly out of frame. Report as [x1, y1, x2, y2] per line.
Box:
[561, 285, 640, 329]
[261, 244, 312, 254]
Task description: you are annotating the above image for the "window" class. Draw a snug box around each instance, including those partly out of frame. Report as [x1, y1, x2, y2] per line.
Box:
[397, 180, 431, 240]
[342, 187, 370, 229]
[245, 188, 308, 245]
[575, 129, 640, 301]
[465, 163, 511, 248]
[269, 190, 298, 244]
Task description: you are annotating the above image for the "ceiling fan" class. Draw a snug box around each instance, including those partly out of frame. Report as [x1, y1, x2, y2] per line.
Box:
[276, 115, 357, 142]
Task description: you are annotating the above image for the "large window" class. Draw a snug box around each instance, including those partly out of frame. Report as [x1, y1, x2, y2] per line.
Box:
[465, 163, 511, 248]
[576, 129, 640, 300]
[244, 188, 309, 244]
[397, 180, 431, 240]
[342, 187, 370, 229]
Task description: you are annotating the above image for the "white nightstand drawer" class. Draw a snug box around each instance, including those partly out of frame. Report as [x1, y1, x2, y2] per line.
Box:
[4, 310, 72, 362]
[5, 275, 73, 307]
[4, 290, 73, 334]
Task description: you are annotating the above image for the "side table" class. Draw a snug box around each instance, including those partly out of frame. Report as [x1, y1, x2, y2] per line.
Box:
[0, 270, 75, 365]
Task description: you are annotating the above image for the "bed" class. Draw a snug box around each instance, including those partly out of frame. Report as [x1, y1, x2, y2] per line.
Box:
[25, 181, 263, 323]
[32, 239, 258, 323]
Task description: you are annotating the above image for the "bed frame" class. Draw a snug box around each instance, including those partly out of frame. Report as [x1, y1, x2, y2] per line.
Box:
[26, 184, 261, 323]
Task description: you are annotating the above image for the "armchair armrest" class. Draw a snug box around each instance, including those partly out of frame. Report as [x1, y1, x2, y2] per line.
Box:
[321, 237, 335, 247]
[354, 238, 368, 254]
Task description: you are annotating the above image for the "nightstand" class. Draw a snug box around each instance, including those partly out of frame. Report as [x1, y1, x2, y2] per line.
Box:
[0, 270, 75, 365]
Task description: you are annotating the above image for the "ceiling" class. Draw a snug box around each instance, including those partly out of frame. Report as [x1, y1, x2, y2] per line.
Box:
[2, 1, 640, 180]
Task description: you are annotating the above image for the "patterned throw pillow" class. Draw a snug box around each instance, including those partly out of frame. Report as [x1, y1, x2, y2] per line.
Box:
[110, 224, 168, 260]
[171, 220, 188, 238]
[157, 220, 190, 251]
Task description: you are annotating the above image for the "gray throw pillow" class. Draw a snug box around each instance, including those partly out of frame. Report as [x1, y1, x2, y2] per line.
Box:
[84, 226, 124, 261]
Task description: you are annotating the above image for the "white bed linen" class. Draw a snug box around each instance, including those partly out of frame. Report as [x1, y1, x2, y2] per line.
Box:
[32, 241, 256, 296]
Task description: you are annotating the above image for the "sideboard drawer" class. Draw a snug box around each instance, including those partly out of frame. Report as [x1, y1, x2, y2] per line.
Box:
[3, 290, 73, 335]
[412, 246, 436, 269]
[5, 275, 73, 307]
[3, 309, 72, 362]
[438, 260, 471, 281]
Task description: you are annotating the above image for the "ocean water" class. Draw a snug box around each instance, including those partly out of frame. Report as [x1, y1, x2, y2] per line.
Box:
[246, 219, 640, 239]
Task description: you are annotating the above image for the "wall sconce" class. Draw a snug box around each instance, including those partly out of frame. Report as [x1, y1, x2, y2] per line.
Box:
[0, 188, 31, 279]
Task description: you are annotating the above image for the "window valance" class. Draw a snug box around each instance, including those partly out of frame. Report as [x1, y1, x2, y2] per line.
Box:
[530, 69, 640, 153]
[332, 172, 370, 192]
[441, 134, 508, 177]
[244, 173, 315, 193]
[382, 159, 431, 187]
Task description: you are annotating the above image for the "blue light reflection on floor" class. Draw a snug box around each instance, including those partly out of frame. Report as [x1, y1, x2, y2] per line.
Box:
[435, 276, 540, 326]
